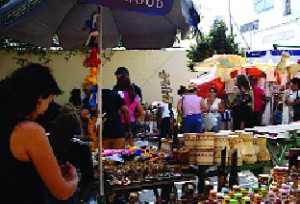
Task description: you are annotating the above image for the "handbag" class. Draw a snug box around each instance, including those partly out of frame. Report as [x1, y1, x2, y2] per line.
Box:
[203, 113, 217, 131]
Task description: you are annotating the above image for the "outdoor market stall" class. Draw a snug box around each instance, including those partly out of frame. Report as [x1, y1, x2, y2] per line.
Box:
[90, 125, 299, 203]
[0, 0, 199, 203]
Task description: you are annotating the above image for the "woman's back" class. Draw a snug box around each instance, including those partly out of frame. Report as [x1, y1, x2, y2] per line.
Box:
[182, 94, 202, 116]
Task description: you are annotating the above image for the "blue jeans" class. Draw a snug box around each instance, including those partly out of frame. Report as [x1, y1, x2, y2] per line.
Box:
[182, 114, 203, 133]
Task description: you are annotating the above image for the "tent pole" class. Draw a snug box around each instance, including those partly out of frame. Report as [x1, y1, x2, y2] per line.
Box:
[97, 5, 106, 203]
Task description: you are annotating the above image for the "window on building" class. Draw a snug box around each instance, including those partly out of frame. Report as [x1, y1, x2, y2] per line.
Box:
[283, 0, 291, 15]
[254, 0, 274, 13]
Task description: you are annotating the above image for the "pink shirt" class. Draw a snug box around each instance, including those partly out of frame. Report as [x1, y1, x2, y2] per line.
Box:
[253, 85, 265, 112]
[120, 91, 140, 123]
[182, 94, 202, 116]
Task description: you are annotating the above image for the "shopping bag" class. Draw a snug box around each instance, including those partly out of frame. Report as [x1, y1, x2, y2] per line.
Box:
[203, 113, 217, 130]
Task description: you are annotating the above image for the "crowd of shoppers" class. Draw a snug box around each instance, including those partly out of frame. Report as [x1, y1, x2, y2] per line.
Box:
[3, 62, 300, 204]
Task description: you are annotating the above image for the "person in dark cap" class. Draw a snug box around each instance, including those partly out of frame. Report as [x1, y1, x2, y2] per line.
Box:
[114, 66, 143, 101]
[47, 104, 94, 203]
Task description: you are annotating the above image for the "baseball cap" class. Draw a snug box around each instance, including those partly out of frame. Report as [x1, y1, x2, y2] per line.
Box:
[114, 67, 129, 76]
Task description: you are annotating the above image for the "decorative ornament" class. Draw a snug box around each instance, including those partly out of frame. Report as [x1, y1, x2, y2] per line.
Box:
[287, 64, 300, 75]
[275, 52, 290, 74]
[83, 47, 101, 68]
[81, 15, 100, 146]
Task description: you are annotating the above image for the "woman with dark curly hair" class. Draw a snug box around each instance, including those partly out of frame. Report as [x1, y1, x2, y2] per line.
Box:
[204, 86, 225, 132]
[0, 64, 79, 203]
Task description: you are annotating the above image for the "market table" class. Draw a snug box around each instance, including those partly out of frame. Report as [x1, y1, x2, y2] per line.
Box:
[266, 130, 300, 166]
[188, 161, 273, 195]
[105, 174, 196, 203]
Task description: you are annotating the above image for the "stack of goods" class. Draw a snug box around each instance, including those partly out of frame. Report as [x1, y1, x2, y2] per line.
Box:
[214, 133, 230, 166]
[228, 134, 243, 166]
[195, 133, 215, 166]
[268, 166, 299, 203]
[100, 146, 170, 163]
[100, 146, 186, 185]
[180, 131, 271, 166]
[240, 132, 257, 164]
[254, 135, 271, 161]
[182, 133, 197, 165]
[105, 160, 172, 186]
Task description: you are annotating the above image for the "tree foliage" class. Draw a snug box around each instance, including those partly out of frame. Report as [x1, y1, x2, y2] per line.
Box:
[0, 35, 80, 66]
[187, 19, 240, 71]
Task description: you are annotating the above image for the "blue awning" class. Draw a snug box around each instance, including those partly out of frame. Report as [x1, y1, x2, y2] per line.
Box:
[247, 50, 300, 58]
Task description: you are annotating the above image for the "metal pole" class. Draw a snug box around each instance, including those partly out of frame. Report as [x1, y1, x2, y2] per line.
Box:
[97, 5, 105, 200]
[228, 0, 233, 35]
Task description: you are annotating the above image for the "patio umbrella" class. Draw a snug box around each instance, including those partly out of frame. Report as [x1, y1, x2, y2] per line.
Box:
[0, 0, 191, 50]
[194, 54, 247, 81]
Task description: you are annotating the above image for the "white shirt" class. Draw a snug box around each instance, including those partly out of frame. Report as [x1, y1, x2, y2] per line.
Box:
[161, 102, 170, 119]
[204, 98, 221, 117]
[289, 90, 300, 102]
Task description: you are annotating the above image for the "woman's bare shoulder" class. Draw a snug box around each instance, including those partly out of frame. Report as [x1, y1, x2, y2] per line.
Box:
[11, 121, 47, 161]
[14, 121, 46, 137]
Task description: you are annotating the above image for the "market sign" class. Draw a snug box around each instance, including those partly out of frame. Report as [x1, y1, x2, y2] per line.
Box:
[82, 0, 174, 16]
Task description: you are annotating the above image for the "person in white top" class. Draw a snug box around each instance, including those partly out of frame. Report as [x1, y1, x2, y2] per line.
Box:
[204, 86, 225, 132]
[285, 78, 300, 121]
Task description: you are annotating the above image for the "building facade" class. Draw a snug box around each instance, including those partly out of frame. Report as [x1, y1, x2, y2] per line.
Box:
[239, 0, 300, 51]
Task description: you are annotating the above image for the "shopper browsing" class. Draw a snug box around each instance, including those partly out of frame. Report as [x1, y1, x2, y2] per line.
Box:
[0, 64, 78, 203]
[285, 78, 300, 122]
[114, 77, 144, 146]
[47, 103, 94, 203]
[229, 75, 254, 130]
[204, 86, 225, 132]
[177, 85, 206, 133]
[102, 89, 131, 149]
[113, 66, 143, 101]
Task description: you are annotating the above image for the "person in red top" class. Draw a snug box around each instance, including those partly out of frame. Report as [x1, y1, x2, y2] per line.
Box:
[250, 76, 267, 126]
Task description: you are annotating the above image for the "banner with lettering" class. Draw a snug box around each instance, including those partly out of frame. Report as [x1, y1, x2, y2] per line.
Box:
[82, 0, 173, 15]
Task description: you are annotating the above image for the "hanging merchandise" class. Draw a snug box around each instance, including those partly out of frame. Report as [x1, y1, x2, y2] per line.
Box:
[83, 47, 101, 68]
[275, 51, 290, 74]
[82, 46, 101, 149]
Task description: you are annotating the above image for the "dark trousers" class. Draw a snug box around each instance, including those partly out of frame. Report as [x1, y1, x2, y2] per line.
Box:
[232, 109, 253, 131]
[160, 117, 171, 138]
[253, 111, 263, 126]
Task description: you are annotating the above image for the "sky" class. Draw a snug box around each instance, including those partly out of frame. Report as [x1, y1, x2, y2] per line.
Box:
[193, 0, 258, 48]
